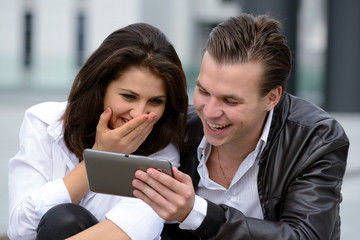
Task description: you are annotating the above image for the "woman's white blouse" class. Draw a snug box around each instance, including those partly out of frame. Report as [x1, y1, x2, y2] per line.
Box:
[8, 102, 180, 240]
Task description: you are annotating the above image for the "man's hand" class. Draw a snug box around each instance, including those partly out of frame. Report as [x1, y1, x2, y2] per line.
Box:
[132, 167, 195, 222]
[92, 107, 156, 154]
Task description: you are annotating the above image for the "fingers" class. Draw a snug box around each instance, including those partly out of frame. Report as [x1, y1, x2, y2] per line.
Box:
[133, 168, 195, 222]
[133, 171, 180, 220]
[93, 109, 157, 153]
[113, 113, 156, 152]
[116, 114, 152, 136]
[93, 108, 113, 150]
[96, 107, 112, 133]
[132, 179, 173, 219]
[172, 168, 193, 187]
[116, 113, 156, 142]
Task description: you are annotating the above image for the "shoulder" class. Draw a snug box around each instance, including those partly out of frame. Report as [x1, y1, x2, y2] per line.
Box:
[277, 93, 349, 145]
[286, 94, 329, 123]
[22, 102, 67, 140]
[26, 102, 67, 125]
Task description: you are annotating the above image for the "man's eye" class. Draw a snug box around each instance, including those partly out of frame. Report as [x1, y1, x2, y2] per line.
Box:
[198, 88, 209, 95]
[224, 98, 239, 105]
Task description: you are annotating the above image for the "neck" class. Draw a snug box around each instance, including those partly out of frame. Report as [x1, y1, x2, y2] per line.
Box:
[217, 139, 255, 164]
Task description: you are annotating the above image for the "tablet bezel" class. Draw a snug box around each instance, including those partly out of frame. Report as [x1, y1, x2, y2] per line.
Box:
[83, 148, 173, 197]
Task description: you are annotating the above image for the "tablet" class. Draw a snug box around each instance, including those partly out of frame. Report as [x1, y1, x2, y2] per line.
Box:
[83, 148, 173, 197]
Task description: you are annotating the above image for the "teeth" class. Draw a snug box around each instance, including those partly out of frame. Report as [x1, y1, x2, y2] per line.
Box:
[207, 121, 229, 130]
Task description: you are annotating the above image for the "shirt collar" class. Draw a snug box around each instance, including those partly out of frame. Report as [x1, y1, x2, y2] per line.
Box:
[258, 108, 273, 154]
[197, 109, 274, 162]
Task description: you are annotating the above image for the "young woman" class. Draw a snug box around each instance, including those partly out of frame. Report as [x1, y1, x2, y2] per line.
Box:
[8, 23, 188, 240]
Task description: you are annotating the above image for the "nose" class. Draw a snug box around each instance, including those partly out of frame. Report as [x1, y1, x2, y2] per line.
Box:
[130, 103, 149, 118]
[203, 97, 222, 119]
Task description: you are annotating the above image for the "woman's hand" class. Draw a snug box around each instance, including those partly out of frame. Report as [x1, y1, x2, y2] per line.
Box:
[92, 107, 156, 154]
[132, 167, 195, 222]
[65, 108, 156, 204]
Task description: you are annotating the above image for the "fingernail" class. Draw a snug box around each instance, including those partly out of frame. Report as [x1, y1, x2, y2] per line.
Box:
[133, 190, 139, 198]
[148, 168, 155, 176]
[132, 179, 139, 187]
[135, 170, 143, 178]
[105, 107, 110, 113]
[149, 113, 156, 122]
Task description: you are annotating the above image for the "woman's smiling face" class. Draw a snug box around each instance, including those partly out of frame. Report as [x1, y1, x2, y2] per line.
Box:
[104, 66, 167, 129]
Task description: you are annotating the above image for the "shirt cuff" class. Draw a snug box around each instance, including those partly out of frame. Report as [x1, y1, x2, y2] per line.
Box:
[106, 198, 165, 240]
[31, 178, 72, 218]
[179, 195, 207, 230]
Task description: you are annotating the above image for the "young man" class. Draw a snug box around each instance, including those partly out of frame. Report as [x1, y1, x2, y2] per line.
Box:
[133, 14, 349, 239]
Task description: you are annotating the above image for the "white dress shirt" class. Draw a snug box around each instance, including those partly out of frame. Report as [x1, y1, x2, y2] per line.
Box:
[8, 101, 180, 240]
[180, 110, 273, 230]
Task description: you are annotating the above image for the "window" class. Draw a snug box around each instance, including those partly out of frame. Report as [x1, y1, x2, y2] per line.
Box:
[23, 12, 32, 68]
[76, 13, 86, 67]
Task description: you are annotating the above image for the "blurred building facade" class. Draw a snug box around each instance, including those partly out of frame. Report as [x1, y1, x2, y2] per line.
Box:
[325, 0, 360, 112]
[240, 0, 360, 112]
[0, 0, 239, 92]
[1, 0, 359, 112]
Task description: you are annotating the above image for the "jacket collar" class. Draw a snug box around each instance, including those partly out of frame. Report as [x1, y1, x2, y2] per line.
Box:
[259, 92, 290, 164]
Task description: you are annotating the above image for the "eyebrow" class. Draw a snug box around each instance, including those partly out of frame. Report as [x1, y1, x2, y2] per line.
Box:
[196, 80, 244, 101]
[119, 88, 167, 98]
[120, 88, 139, 96]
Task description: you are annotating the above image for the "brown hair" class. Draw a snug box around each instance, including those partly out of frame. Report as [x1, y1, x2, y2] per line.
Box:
[62, 23, 188, 159]
[205, 13, 292, 97]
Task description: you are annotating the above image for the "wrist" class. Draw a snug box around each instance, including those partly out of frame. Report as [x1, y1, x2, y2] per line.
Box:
[179, 195, 207, 230]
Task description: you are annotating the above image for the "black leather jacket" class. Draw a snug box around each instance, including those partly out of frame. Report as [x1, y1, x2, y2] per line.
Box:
[162, 92, 349, 240]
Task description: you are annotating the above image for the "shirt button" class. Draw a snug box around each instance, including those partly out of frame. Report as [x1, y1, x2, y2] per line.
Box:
[225, 194, 231, 200]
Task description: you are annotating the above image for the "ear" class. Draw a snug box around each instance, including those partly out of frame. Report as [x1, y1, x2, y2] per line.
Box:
[265, 86, 282, 111]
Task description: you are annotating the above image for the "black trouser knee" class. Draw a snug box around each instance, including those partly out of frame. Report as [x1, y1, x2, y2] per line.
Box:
[37, 203, 99, 240]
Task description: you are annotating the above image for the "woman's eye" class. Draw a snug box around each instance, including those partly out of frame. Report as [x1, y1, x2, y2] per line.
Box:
[121, 94, 136, 100]
[150, 98, 165, 105]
